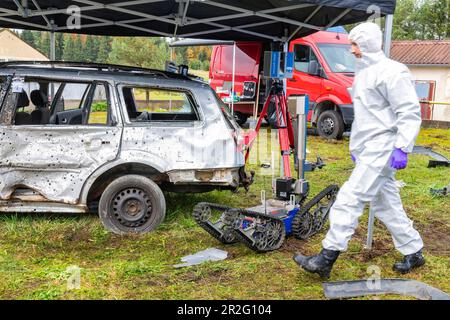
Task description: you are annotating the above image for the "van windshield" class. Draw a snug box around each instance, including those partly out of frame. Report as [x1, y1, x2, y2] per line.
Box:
[318, 44, 355, 73]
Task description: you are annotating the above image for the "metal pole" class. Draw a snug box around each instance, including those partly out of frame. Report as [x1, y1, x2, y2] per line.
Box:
[50, 31, 56, 61]
[366, 209, 376, 250]
[365, 14, 394, 250]
[296, 96, 307, 180]
[383, 14, 393, 57]
[50, 30, 56, 99]
[231, 42, 236, 115]
[283, 42, 288, 94]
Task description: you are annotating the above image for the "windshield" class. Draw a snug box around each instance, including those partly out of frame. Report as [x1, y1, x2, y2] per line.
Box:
[318, 44, 355, 73]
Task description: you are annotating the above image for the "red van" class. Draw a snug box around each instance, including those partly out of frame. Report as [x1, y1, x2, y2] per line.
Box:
[210, 29, 355, 140]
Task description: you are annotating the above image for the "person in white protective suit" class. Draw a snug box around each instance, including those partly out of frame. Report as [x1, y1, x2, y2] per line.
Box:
[294, 22, 425, 279]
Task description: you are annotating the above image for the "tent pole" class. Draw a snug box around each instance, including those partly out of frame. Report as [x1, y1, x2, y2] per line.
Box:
[231, 42, 236, 115]
[383, 14, 393, 57]
[50, 29, 56, 99]
[50, 31, 55, 61]
[366, 13, 394, 250]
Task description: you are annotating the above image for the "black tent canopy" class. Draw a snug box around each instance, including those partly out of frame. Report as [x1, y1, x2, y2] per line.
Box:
[0, 0, 396, 42]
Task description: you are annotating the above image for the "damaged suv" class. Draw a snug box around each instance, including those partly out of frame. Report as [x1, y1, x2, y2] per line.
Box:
[0, 62, 249, 235]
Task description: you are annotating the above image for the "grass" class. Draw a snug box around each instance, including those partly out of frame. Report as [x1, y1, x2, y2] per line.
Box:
[0, 127, 448, 300]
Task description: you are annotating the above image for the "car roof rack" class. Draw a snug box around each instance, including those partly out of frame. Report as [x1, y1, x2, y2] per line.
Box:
[0, 61, 194, 80]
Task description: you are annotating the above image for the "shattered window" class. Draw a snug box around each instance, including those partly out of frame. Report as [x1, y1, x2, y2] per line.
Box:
[123, 87, 199, 122]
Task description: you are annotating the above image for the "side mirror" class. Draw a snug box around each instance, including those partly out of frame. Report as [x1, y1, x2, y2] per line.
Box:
[308, 60, 320, 76]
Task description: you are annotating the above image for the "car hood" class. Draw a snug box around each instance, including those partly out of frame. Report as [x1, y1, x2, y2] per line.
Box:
[331, 72, 354, 88]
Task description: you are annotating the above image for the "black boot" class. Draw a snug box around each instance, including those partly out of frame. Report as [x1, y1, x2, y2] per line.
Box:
[393, 250, 425, 274]
[293, 249, 340, 279]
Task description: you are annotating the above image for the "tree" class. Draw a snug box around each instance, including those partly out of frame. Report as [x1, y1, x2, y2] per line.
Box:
[418, 0, 449, 40]
[73, 35, 84, 61]
[84, 35, 98, 62]
[175, 47, 189, 65]
[392, 0, 449, 40]
[96, 36, 112, 63]
[55, 33, 65, 60]
[40, 32, 50, 58]
[21, 30, 35, 47]
[108, 37, 169, 69]
[62, 35, 76, 61]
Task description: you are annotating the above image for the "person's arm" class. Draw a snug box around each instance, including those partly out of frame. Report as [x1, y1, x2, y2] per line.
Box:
[385, 67, 422, 153]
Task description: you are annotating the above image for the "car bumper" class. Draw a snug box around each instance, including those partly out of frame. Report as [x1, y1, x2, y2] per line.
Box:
[339, 104, 354, 125]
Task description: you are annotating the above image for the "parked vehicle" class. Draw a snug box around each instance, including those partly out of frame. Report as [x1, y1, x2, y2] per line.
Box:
[0, 62, 249, 235]
[210, 29, 355, 139]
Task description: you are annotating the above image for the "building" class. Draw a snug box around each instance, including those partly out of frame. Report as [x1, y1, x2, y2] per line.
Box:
[0, 28, 48, 62]
[391, 40, 450, 122]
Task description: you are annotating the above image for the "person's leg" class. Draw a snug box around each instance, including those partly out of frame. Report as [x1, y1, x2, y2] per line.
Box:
[371, 177, 423, 255]
[322, 163, 389, 251]
[370, 176, 425, 273]
[294, 162, 389, 278]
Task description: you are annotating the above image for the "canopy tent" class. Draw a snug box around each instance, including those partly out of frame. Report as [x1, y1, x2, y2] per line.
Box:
[0, 0, 396, 42]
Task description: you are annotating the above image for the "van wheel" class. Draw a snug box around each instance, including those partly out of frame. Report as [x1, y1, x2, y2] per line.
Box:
[234, 112, 248, 126]
[98, 175, 166, 235]
[317, 110, 345, 140]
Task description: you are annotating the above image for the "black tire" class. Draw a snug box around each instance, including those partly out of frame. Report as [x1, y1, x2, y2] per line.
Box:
[317, 110, 345, 140]
[98, 175, 166, 235]
[234, 112, 248, 126]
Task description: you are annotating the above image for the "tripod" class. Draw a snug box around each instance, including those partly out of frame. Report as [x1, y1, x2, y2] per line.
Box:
[245, 80, 295, 178]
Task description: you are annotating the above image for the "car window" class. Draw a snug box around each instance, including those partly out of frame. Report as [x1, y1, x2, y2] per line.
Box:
[294, 45, 319, 73]
[0, 78, 111, 126]
[123, 87, 199, 122]
[53, 82, 90, 112]
[1, 78, 56, 125]
[87, 84, 109, 125]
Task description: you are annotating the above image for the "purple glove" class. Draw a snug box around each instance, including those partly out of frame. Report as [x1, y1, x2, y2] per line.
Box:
[351, 153, 356, 163]
[390, 148, 408, 170]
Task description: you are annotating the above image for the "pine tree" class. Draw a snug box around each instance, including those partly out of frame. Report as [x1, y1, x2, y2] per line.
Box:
[84, 35, 98, 62]
[33, 31, 42, 52]
[62, 35, 76, 61]
[21, 30, 35, 47]
[73, 35, 84, 61]
[40, 32, 50, 58]
[55, 33, 64, 60]
[97, 36, 112, 63]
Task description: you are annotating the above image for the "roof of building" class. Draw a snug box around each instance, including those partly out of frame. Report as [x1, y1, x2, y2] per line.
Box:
[0, 29, 48, 61]
[390, 40, 450, 66]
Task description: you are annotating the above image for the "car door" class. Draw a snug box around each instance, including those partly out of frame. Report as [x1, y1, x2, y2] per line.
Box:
[287, 44, 324, 102]
[0, 76, 122, 204]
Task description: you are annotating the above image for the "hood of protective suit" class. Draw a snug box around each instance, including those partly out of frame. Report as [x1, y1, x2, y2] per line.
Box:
[349, 22, 386, 72]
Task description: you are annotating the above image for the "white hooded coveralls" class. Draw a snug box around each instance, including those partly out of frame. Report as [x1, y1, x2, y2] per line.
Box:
[322, 23, 424, 255]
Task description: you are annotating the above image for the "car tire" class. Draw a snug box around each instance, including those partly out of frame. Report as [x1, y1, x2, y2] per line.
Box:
[234, 112, 248, 126]
[98, 175, 166, 235]
[317, 110, 345, 140]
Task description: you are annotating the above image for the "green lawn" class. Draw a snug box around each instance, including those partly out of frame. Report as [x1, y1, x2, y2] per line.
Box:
[0, 128, 448, 300]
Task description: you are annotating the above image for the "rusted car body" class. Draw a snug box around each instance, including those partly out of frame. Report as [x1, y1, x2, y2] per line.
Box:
[0, 62, 247, 234]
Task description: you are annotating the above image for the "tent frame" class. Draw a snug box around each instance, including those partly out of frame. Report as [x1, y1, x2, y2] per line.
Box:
[0, 0, 356, 41]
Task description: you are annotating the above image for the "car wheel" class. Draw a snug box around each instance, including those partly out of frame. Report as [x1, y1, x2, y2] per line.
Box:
[234, 112, 248, 126]
[98, 175, 166, 235]
[317, 110, 345, 140]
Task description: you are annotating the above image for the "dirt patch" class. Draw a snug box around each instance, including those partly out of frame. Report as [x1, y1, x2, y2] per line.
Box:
[63, 228, 94, 242]
[417, 220, 450, 255]
[359, 238, 393, 262]
[280, 238, 311, 254]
